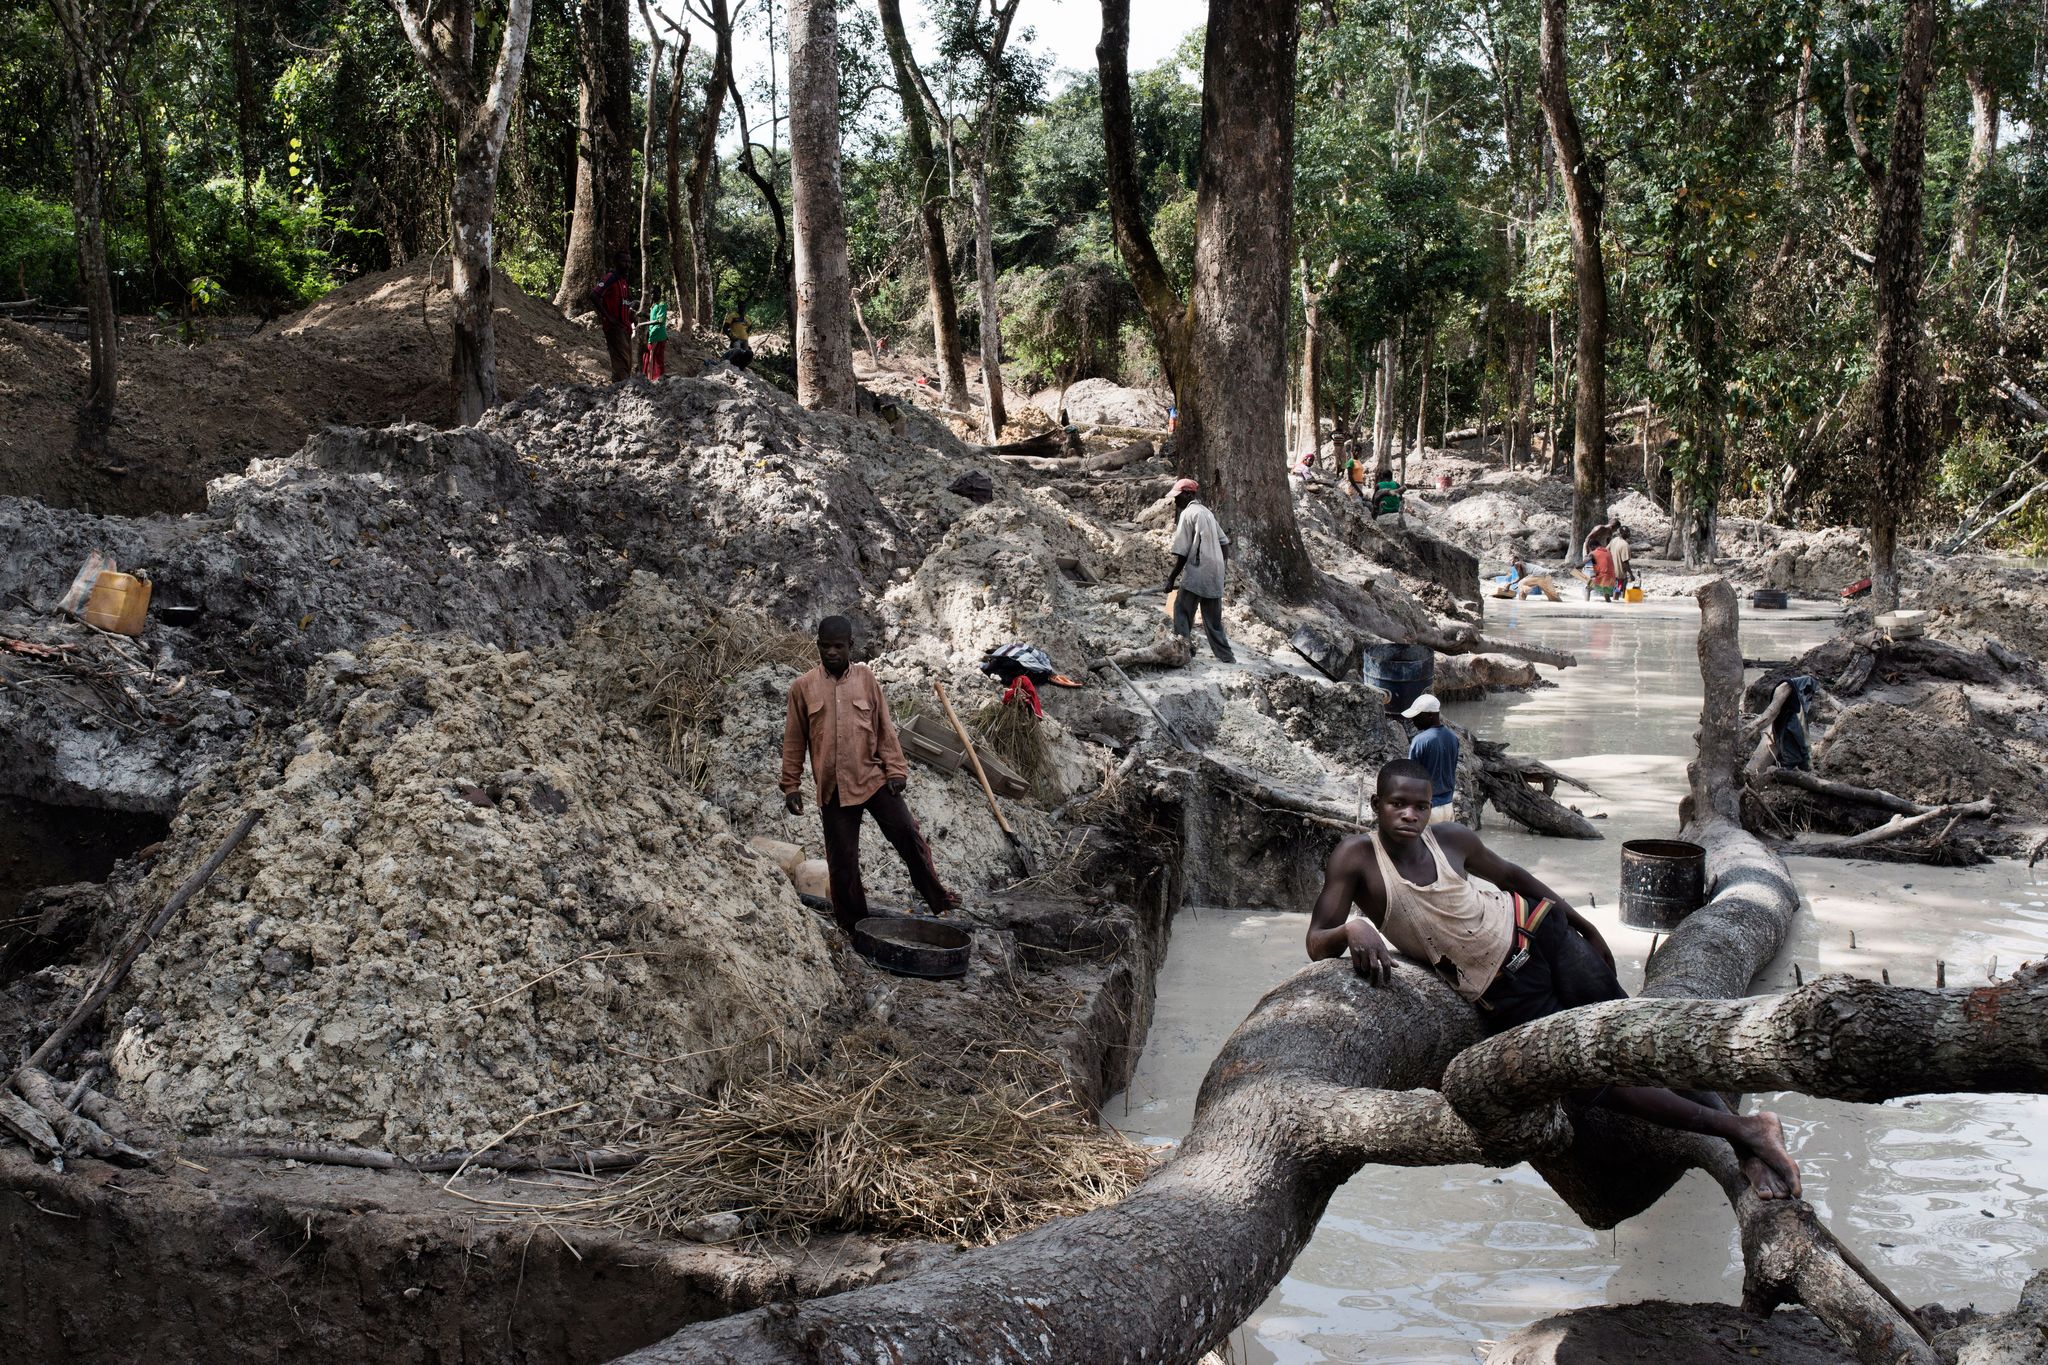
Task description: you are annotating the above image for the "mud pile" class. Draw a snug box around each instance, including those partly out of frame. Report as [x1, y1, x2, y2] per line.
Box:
[0, 263, 610, 517]
[111, 632, 839, 1152]
[1815, 685, 2047, 818]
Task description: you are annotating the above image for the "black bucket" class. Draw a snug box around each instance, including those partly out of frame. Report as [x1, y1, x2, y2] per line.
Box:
[1363, 643, 1436, 714]
[852, 914, 973, 979]
[1751, 589, 1789, 610]
[1619, 839, 1707, 932]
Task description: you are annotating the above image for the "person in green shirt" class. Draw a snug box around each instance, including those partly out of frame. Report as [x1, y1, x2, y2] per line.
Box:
[640, 297, 669, 380]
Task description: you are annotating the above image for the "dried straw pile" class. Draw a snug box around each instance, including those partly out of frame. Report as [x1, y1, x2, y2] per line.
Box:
[595, 1037, 1152, 1245]
[582, 590, 813, 787]
[971, 695, 1051, 794]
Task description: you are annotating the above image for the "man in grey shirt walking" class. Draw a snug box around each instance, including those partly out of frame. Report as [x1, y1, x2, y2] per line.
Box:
[1163, 477, 1236, 663]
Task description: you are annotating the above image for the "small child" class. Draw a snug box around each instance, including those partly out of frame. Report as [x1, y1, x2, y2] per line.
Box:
[640, 297, 668, 380]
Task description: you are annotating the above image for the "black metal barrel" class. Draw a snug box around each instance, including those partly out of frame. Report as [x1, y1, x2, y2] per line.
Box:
[1363, 642, 1435, 714]
[1751, 588, 1789, 610]
[1619, 839, 1707, 932]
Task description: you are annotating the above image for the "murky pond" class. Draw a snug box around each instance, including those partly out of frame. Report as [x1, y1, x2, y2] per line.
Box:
[1113, 596, 2048, 1363]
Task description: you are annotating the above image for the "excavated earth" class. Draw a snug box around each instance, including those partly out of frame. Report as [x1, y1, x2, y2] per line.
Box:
[0, 329, 1525, 1361]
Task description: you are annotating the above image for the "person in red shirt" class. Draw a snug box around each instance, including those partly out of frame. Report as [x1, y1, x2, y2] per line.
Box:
[593, 253, 633, 382]
[780, 616, 957, 930]
[1589, 541, 1618, 600]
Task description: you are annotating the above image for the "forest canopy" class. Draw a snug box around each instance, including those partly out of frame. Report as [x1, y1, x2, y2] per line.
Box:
[4, 0, 2045, 551]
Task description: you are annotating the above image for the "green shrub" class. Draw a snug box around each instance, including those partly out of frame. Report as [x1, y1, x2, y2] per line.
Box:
[0, 187, 74, 300]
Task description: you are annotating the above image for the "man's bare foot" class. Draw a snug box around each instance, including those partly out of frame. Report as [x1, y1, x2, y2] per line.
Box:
[1736, 1111, 1801, 1200]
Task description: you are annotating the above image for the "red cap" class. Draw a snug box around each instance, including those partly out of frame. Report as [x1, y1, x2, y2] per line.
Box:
[1171, 478, 1200, 496]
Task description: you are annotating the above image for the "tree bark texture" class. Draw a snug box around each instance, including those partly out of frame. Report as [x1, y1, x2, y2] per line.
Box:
[971, 164, 1007, 440]
[1181, 0, 1316, 597]
[663, 36, 689, 323]
[1096, 0, 1315, 598]
[1948, 67, 1998, 272]
[686, 0, 732, 328]
[786, 0, 856, 413]
[390, 0, 536, 425]
[635, 4, 682, 303]
[877, 0, 970, 410]
[609, 582, 1997, 1365]
[1295, 261, 1333, 467]
[1849, 0, 1937, 614]
[556, 0, 634, 313]
[1537, 0, 1609, 560]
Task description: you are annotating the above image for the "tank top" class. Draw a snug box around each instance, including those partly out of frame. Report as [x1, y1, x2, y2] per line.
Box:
[1354, 829, 1515, 1000]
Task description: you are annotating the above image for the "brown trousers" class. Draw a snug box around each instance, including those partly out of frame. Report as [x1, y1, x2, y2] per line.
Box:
[819, 786, 951, 931]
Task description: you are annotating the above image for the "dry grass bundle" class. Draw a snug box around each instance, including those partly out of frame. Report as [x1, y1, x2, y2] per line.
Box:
[591, 610, 813, 787]
[594, 1039, 1152, 1246]
[970, 695, 1051, 792]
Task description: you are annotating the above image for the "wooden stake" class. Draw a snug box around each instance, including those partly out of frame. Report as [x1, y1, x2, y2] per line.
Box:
[1936, 959, 1945, 987]
[8, 808, 261, 1092]
[1849, 929, 1857, 950]
[1794, 963, 1804, 986]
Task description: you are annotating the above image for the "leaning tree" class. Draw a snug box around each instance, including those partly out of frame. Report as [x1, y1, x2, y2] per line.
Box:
[389, 0, 536, 425]
[611, 580, 2040, 1365]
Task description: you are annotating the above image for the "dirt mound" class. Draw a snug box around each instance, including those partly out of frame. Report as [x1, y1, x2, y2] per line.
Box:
[1815, 686, 2046, 815]
[1758, 526, 1868, 596]
[0, 263, 610, 517]
[1029, 379, 1170, 430]
[1915, 554, 2048, 656]
[110, 632, 839, 1152]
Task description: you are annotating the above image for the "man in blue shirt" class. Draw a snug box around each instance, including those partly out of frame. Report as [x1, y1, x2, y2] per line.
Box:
[1402, 693, 1459, 823]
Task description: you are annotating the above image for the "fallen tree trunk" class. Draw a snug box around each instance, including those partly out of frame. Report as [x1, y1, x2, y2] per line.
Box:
[610, 583, 1975, 1365]
[1783, 798, 1992, 857]
[1471, 738, 1602, 839]
[1767, 767, 1932, 814]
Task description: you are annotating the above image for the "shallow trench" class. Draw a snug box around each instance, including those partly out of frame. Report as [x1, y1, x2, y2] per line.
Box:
[1111, 596, 2048, 1364]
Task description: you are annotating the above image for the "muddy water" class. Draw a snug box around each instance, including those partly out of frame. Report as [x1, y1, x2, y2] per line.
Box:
[1113, 597, 2048, 1363]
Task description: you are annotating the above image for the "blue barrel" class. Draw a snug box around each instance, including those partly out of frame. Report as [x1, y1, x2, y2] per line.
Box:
[1363, 643, 1435, 714]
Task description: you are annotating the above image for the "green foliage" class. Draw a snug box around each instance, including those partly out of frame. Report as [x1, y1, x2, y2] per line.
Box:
[0, 187, 74, 298]
[999, 261, 1138, 389]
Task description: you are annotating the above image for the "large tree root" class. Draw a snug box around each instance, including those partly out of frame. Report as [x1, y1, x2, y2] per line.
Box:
[609, 584, 2010, 1365]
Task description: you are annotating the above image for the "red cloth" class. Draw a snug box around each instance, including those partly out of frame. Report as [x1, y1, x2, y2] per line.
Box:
[1590, 545, 1616, 587]
[1001, 675, 1044, 718]
[596, 272, 630, 328]
[641, 339, 665, 380]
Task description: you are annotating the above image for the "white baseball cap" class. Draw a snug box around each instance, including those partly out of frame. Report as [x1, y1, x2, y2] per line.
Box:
[1400, 693, 1442, 718]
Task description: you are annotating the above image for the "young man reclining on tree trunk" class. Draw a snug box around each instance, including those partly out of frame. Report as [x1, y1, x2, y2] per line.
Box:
[1306, 759, 1802, 1200]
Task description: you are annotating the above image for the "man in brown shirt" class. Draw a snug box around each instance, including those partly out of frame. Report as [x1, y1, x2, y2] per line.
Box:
[781, 616, 956, 930]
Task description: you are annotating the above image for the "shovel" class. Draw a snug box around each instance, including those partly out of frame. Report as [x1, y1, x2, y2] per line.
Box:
[933, 681, 1038, 879]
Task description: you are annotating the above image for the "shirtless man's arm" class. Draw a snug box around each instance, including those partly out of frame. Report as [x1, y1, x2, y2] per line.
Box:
[1442, 826, 1615, 969]
[1305, 836, 1398, 984]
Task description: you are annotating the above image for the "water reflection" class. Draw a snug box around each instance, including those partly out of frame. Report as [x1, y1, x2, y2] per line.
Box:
[1111, 598, 2048, 1362]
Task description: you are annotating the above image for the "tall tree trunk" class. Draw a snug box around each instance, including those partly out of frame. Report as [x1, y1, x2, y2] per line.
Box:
[64, 74, 117, 449]
[1295, 261, 1328, 467]
[1412, 326, 1433, 455]
[787, 0, 856, 413]
[686, 0, 731, 329]
[663, 38, 689, 322]
[1179, 0, 1315, 595]
[970, 163, 1006, 439]
[1537, 0, 1608, 555]
[391, 0, 536, 425]
[555, 0, 632, 314]
[1948, 68, 1998, 272]
[876, 0, 969, 409]
[231, 0, 258, 235]
[1845, 0, 1937, 614]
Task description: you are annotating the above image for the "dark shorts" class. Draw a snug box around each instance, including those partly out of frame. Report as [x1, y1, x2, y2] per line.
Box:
[1476, 902, 1628, 1036]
